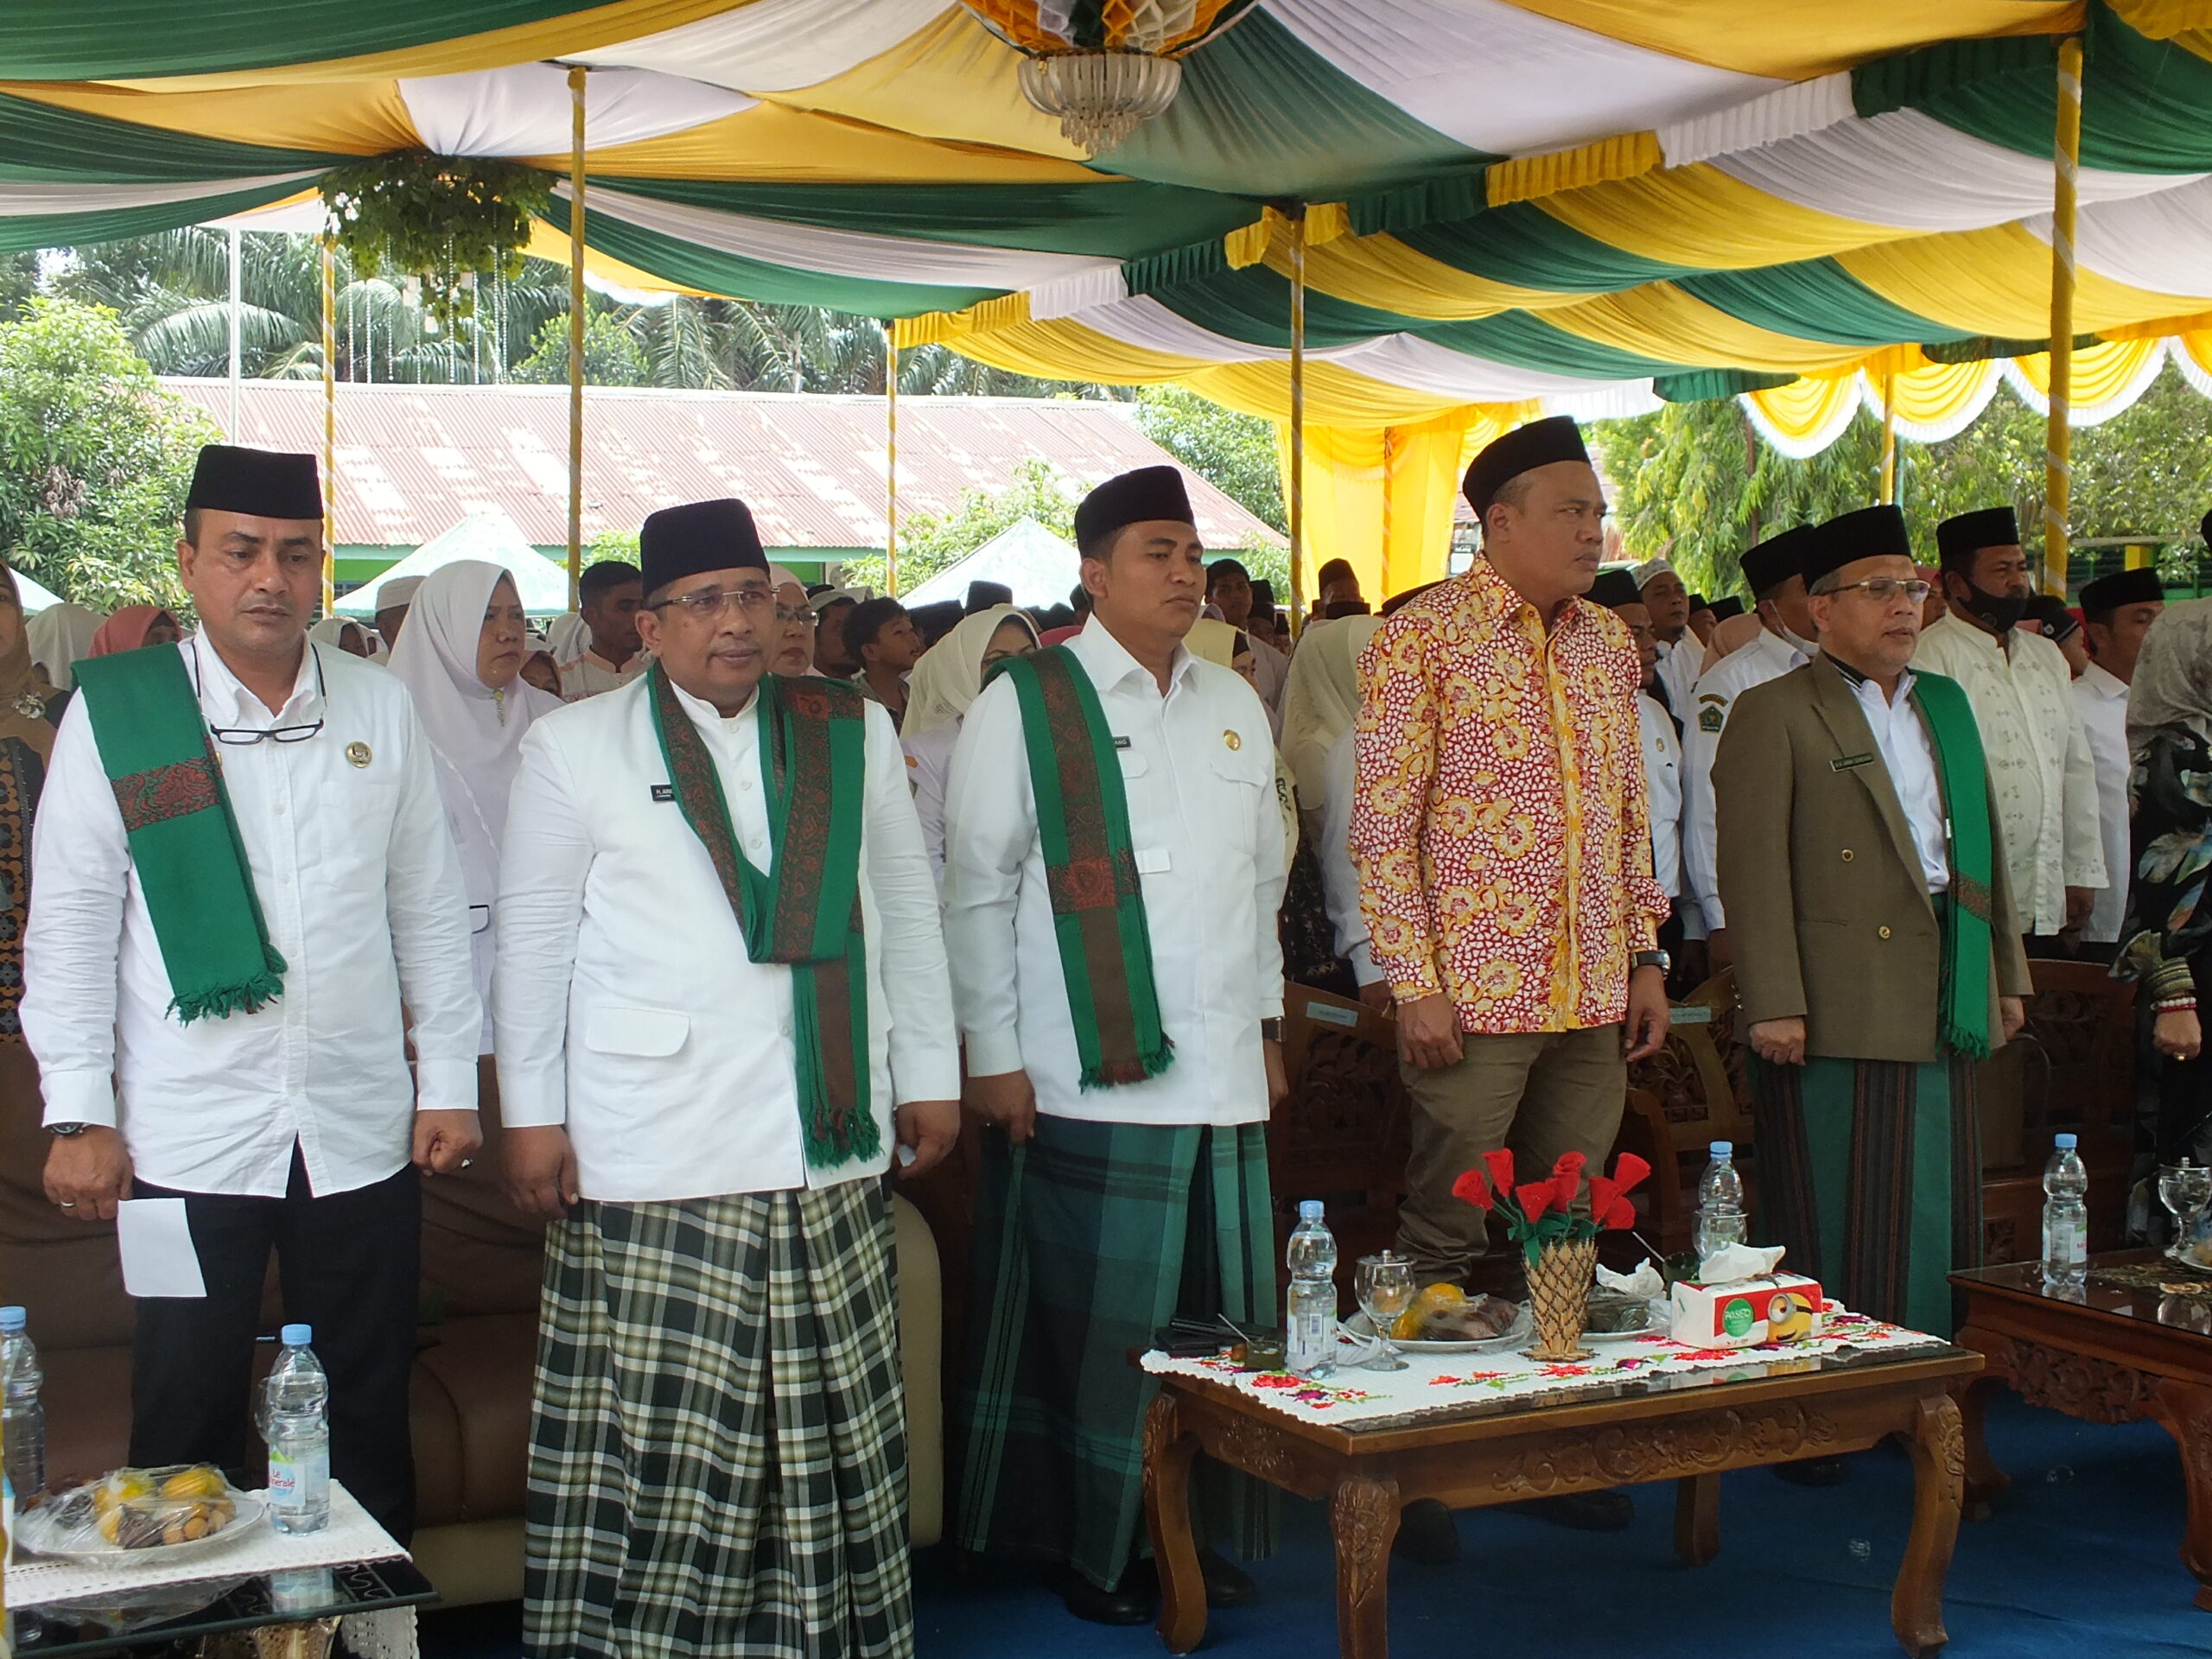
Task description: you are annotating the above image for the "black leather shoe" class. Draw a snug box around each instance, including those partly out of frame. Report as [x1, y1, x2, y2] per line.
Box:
[1773, 1456, 1847, 1487]
[1043, 1561, 1154, 1625]
[1391, 1498, 1459, 1565]
[1197, 1547, 1258, 1608]
[1505, 1490, 1635, 1531]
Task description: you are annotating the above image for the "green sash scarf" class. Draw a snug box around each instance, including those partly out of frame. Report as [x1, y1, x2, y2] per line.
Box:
[645, 663, 878, 1167]
[988, 648, 1172, 1089]
[73, 648, 285, 1023]
[1910, 671, 1996, 1060]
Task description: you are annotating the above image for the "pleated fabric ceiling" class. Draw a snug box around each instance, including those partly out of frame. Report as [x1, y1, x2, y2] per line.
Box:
[3, 0, 2209, 430]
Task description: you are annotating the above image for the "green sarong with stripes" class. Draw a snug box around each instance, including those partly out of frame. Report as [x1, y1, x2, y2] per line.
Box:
[955, 1116, 1277, 1591]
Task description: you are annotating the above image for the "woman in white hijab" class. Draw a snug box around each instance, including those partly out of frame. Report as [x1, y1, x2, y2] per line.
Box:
[902, 604, 1039, 890]
[387, 559, 561, 1058]
[27, 601, 105, 694]
[1279, 613, 1381, 839]
[308, 615, 374, 658]
[766, 564, 817, 679]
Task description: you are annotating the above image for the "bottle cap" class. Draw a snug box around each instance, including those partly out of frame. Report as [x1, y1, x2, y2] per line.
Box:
[1709, 1141, 1732, 1157]
[0, 1306, 22, 1333]
[2053, 1133, 2077, 1150]
[281, 1324, 313, 1347]
[1298, 1200, 1324, 1221]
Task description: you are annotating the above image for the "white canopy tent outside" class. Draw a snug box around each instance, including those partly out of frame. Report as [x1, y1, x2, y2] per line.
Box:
[335, 507, 571, 619]
[902, 518, 1080, 612]
[13, 570, 66, 613]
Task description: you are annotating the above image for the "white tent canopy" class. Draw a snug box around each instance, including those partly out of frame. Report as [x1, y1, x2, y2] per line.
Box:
[336, 507, 572, 618]
[13, 570, 65, 613]
[903, 518, 1078, 612]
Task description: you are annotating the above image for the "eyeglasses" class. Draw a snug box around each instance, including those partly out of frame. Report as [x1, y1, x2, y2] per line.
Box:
[650, 586, 777, 622]
[1826, 577, 1932, 605]
[775, 605, 817, 627]
[209, 718, 325, 746]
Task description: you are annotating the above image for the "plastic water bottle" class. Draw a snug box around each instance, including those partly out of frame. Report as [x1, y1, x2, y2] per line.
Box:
[2042, 1133, 2089, 1289]
[0, 1307, 44, 1508]
[1285, 1201, 1339, 1377]
[1694, 1142, 1747, 1267]
[261, 1325, 331, 1534]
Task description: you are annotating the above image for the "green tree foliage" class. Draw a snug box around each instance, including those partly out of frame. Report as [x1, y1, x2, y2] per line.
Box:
[842, 459, 1078, 595]
[0, 298, 213, 608]
[1591, 366, 2212, 597]
[514, 310, 651, 387]
[1135, 385, 1286, 533]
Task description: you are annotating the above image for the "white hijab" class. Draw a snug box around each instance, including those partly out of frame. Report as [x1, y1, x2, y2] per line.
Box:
[1280, 614, 1380, 812]
[903, 605, 1039, 738]
[546, 611, 591, 667]
[386, 560, 559, 900]
[28, 602, 105, 690]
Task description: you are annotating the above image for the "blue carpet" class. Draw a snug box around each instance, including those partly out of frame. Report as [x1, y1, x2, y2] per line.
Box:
[419, 1395, 2212, 1658]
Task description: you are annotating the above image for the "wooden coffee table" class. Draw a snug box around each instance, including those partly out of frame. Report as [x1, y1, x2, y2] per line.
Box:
[1952, 1252, 2212, 1610]
[1141, 1343, 1980, 1659]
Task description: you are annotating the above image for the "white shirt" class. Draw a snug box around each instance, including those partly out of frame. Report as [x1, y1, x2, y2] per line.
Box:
[901, 717, 958, 894]
[1638, 691, 1683, 899]
[22, 637, 480, 1197]
[1657, 635, 1703, 724]
[1319, 731, 1382, 987]
[559, 648, 646, 702]
[1683, 630, 1808, 930]
[943, 621, 1287, 1126]
[493, 677, 957, 1203]
[1840, 661, 1951, 895]
[1249, 633, 1289, 740]
[2073, 660, 2133, 944]
[1912, 614, 2104, 933]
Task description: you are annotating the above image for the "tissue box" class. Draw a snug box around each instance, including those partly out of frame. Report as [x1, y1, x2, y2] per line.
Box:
[1670, 1273, 1824, 1348]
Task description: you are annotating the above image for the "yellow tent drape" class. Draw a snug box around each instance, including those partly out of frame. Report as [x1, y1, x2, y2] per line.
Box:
[886, 324, 899, 596]
[1272, 409, 1499, 603]
[320, 234, 336, 613]
[568, 65, 588, 610]
[2044, 35, 2084, 589]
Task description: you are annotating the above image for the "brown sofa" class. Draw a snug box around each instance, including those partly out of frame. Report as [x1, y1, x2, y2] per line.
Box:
[0, 1048, 944, 1605]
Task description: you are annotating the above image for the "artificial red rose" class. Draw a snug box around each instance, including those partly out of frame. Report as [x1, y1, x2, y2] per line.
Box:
[1516, 1181, 1556, 1223]
[1602, 1196, 1637, 1230]
[1586, 1175, 1621, 1220]
[1483, 1148, 1516, 1198]
[1549, 1150, 1586, 1202]
[1609, 1152, 1651, 1195]
[1452, 1168, 1495, 1210]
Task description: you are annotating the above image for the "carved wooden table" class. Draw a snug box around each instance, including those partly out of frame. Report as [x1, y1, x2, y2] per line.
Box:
[1953, 1253, 2212, 1609]
[1141, 1344, 1979, 1659]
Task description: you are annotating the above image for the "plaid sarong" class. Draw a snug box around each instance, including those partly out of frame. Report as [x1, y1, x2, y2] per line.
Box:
[955, 1116, 1277, 1591]
[1751, 1053, 1983, 1338]
[524, 1181, 911, 1659]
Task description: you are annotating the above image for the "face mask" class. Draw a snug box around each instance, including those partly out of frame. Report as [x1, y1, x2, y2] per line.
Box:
[1778, 625, 1819, 660]
[1958, 580, 2029, 633]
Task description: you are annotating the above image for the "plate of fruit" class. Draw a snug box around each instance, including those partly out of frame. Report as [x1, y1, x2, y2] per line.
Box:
[16, 1464, 264, 1562]
[1343, 1284, 1532, 1353]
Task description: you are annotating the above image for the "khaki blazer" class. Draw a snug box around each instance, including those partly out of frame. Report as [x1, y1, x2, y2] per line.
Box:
[1713, 653, 2032, 1064]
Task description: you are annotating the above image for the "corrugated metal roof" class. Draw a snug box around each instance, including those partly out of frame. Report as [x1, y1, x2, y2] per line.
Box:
[162, 378, 1283, 555]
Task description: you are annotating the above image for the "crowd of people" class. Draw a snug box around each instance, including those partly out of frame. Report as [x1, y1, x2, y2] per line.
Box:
[7, 427, 2211, 1656]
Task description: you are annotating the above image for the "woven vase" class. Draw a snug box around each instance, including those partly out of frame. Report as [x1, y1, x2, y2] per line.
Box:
[1523, 1235, 1600, 1362]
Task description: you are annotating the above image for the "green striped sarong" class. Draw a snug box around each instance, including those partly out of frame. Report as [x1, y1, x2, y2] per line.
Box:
[1751, 1053, 1983, 1338]
[955, 1117, 1277, 1591]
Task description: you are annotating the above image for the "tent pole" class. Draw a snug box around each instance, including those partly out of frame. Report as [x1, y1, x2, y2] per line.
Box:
[568, 64, 588, 611]
[320, 234, 336, 614]
[227, 226, 243, 440]
[1380, 426, 1395, 596]
[886, 324, 899, 597]
[1879, 372, 1897, 505]
[2044, 35, 2082, 594]
[1289, 207, 1306, 631]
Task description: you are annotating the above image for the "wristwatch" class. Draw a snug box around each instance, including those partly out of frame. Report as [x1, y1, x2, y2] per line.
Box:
[47, 1122, 90, 1137]
[1630, 950, 1671, 975]
[1259, 1018, 1284, 1043]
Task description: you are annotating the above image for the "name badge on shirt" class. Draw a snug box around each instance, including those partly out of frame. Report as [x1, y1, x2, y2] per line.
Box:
[1113, 735, 1131, 749]
[1831, 753, 1877, 772]
[651, 784, 675, 802]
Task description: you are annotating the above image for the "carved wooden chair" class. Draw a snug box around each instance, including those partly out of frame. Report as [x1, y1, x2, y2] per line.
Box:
[1274, 984, 1411, 1275]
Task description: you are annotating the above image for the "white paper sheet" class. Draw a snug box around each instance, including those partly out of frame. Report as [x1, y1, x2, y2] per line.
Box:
[116, 1198, 207, 1299]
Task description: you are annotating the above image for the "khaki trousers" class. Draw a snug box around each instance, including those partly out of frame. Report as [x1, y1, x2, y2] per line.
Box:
[1395, 1025, 1628, 1286]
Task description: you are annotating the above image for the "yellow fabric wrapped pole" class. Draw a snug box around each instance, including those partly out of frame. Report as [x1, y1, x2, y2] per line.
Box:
[1879, 371, 1897, 505]
[2044, 35, 2083, 592]
[320, 233, 336, 613]
[567, 64, 588, 610]
[886, 325, 899, 597]
[1288, 208, 1307, 628]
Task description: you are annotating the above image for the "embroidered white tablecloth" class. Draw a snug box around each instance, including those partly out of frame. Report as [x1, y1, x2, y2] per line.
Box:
[1141, 1309, 1944, 1427]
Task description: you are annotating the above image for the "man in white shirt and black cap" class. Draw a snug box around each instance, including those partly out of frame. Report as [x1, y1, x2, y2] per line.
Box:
[368, 573, 423, 664]
[25, 443, 480, 1540]
[946, 464, 1287, 1625]
[1635, 555, 1702, 717]
[2075, 567, 2165, 956]
[1681, 524, 1819, 969]
[495, 496, 959, 1658]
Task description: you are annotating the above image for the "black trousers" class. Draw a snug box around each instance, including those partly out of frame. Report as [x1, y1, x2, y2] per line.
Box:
[130, 1152, 420, 1541]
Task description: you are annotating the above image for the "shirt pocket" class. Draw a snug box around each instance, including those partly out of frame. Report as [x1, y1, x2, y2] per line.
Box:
[1208, 748, 1270, 857]
[582, 1007, 690, 1059]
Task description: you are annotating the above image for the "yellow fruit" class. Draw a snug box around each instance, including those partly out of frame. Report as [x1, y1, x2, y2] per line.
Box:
[99, 1507, 124, 1545]
[1390, 1308, 1424, 1339]
[93, 1471, 153, 1518]
[1391, 1284, 1468, 1339]
[160, 1465, 226, 1501]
